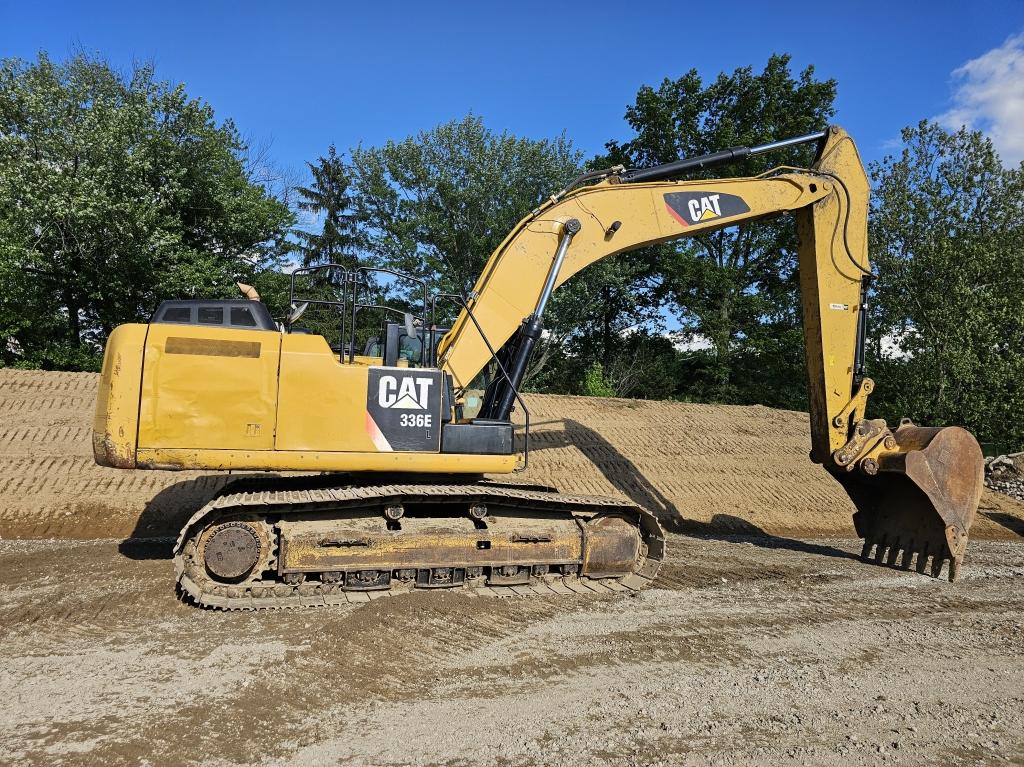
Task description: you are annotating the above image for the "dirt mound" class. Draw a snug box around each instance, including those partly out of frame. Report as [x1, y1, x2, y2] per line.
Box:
[1, 368, 1021, 540]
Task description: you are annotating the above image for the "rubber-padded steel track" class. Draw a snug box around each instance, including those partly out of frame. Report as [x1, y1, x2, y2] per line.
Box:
[173, 481, 665, 610]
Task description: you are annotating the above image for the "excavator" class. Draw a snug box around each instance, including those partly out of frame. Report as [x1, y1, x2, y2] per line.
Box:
[93, 125, 984, 609]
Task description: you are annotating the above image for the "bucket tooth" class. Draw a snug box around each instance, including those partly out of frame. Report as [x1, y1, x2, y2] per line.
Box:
[949, 558, 961, 583]
[842, 425, 982, 581]
[885, 537, 902, 566]
[901, 539, 915, 570]
[898, 547, 910, 569]
[860, 538, 873, 560]
[878, 538, 889, 565]
[915, 544, 930, 575]
[875, 535, 889, 564]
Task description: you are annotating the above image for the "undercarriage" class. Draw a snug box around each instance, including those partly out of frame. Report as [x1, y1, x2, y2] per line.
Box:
[174, 478, 665, 610]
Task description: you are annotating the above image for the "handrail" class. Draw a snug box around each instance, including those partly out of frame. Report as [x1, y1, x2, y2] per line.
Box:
[432, 292, 531, 471]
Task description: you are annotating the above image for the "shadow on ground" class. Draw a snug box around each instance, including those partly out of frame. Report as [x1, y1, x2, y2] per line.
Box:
[118, 478, 223, 560]
[118, 473, 359, 560]
[982, 511, 1024, 537]
[524, 418, 859, 564]
[682, 513, 861, 562]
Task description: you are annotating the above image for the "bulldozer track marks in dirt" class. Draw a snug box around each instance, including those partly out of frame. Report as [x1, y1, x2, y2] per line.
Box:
[0, 369, 97, 392]
[1, 369, 1022, 545]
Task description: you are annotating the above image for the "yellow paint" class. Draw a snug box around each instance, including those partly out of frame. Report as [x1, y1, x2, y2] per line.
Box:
[275, 333, 377, 452]
[439, 170, 829, 391]
[93, 324, 147, 468]
[96, 322, 517, 472]
[794, 128, 871, 460]
[279, 519, 580, 570]
[135, 446, 516, 473]
[138, 323, 281, 450]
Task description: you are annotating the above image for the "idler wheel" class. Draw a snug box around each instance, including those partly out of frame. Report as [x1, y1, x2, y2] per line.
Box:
[203, 523, 262, 581]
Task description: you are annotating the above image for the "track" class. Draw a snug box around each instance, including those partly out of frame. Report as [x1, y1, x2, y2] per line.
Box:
[174, 482, 665, 609]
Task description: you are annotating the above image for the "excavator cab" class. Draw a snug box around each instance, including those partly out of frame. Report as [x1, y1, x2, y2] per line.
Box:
[364, 322, 451, 368]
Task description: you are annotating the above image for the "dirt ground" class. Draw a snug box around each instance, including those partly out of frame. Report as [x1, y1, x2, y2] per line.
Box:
[2, 537, 1022, 767]
[1, 369, 1023, 766]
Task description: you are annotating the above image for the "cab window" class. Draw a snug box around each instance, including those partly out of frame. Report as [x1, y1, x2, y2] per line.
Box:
[230, 306, 258, 327]
[161, 306, 192, 323]
[398, 334, 423, 364]
[198, 307, 224, 325]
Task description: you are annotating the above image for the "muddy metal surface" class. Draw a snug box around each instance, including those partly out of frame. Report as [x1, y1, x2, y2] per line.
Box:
[1, 534, 1022, 767]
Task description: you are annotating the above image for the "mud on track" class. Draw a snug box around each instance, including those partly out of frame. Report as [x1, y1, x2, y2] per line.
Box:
[2, 369, 1023, 541]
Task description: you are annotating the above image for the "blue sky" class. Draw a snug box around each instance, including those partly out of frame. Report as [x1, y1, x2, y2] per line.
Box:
[3, 1, 1023, 178]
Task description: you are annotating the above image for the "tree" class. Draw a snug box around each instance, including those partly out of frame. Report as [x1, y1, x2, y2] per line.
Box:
[608, 54, 837, 406]
[867, 121, 1024, 448]
[347, 114, 582, 296]
[348, 114, 616, 383]
[580, 361, 616, 398]
[0, 53, 294, 370]
[346, 115, 674, 391]
[536, 257, 664, 394]
[295, 145, 359, 267]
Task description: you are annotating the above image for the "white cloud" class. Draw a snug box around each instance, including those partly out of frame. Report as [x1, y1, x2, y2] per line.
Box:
[671, 333, 713, 353]
[939, 32, 1024, 165]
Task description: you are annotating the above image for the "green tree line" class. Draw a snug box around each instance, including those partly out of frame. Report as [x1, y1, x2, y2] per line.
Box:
[2, 52, 1022, 449]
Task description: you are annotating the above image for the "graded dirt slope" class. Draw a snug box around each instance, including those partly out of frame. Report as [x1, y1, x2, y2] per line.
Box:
[1, 368, 1022, 541]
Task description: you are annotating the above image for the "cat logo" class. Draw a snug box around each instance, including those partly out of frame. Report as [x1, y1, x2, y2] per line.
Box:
[688, 194, 723, 221]
[664, 191, 751, 227]
[378, 374, 434, 410]
[366, 368, 442, 452]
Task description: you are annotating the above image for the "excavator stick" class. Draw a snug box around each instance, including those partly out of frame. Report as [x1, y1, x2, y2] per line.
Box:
[842, 424, 984, 581]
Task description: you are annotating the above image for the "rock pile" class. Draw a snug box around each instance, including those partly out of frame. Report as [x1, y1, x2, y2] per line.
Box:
[984, 453, 1024, 500]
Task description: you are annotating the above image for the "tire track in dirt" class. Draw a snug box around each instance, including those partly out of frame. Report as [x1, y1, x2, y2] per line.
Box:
[0, 369, 97, 392]
[0, 537, 1022, 766]
[1, 369, 1022, 542]
[0, 426, 93, 455]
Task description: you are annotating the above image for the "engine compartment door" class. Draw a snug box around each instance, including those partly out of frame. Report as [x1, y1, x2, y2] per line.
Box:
[138, 324, 281, 450]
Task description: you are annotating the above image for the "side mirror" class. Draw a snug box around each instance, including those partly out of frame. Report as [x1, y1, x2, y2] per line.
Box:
[286, 302, 309, 326]
[404, 312, 418, 340]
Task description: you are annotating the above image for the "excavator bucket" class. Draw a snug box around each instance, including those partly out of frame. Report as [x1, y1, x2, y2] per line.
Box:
[845, 423, 984, 582]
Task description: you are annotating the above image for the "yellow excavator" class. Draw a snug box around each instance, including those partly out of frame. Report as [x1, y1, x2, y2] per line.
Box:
[93, 125, 984, 609]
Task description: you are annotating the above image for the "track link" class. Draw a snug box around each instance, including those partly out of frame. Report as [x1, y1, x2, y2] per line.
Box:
[173, 481, 665, 610]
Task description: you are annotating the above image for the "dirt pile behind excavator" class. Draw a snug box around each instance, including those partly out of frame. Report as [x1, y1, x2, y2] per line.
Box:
[1, 369, 1020, 545]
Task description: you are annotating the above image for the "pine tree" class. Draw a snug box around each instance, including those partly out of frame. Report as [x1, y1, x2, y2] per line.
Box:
[295, 145, 359, 267]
